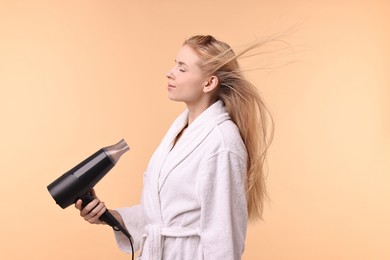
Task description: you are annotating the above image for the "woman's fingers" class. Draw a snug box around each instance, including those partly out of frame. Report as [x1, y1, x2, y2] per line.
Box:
[87, 203, 107, 224]
[80, 199, 106, 224]
[75, 199, 83, 210]
[80, 198, 98, 216]
[74, 192, 106, 225]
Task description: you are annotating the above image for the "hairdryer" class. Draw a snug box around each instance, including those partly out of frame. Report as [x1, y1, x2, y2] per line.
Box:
[47, 139, 134, 254]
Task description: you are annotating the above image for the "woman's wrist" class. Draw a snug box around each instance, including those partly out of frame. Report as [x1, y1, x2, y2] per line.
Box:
[108, 209, 126, 228]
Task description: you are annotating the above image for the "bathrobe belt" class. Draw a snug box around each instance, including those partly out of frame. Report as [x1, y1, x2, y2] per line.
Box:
[142, 224, 200, 260]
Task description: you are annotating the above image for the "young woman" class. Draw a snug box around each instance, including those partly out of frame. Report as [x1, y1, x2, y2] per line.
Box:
[76, 35, 274, 259]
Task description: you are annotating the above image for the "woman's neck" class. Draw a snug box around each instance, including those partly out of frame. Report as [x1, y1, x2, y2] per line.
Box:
[185, 98, 216, 125]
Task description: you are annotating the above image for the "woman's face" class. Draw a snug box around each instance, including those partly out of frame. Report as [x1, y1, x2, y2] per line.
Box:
[166, 45, 209, 105]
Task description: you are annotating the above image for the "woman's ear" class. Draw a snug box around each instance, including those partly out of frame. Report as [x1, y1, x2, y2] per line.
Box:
[203, 76, 219, 93]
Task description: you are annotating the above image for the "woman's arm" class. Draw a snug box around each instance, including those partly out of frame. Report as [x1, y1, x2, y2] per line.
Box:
[198, 151, 248, 260]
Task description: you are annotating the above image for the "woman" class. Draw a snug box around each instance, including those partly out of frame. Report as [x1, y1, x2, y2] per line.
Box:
[76, 35, 274, 259]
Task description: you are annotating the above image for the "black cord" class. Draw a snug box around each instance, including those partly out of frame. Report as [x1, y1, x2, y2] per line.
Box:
[113, 225, 134, 260]
[80, 193, 134, 259]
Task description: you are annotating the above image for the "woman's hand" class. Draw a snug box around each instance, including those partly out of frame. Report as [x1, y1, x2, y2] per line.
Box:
[75, 189, 107, 225]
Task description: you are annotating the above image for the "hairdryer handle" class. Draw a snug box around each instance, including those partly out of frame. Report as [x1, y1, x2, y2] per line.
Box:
[81, 191, 133, 243]
[80, 191, 134, 257]
[80, 192, 122, 229]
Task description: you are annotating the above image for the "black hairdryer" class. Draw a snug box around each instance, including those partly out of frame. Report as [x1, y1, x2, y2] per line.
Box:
[47, 139, 134, 254]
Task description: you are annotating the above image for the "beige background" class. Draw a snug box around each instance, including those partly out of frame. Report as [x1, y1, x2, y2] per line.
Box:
[1, 0, 389, 259]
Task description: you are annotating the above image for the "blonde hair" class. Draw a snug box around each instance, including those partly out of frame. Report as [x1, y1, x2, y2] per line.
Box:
[184, 35, 277, 221]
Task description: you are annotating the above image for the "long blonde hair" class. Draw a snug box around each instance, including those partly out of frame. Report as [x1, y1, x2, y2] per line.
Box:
[184, 35, 277, 221]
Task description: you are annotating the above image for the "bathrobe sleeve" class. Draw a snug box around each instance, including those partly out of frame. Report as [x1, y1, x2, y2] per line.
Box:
[198, 150, 248, 260]
[113, 205, 145, 253]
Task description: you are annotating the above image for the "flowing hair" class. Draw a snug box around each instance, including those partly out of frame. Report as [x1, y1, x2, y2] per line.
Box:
[184, 35, 283, 221]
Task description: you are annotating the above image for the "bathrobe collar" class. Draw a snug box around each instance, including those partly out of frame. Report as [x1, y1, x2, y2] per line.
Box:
[155, 100, 230, 191]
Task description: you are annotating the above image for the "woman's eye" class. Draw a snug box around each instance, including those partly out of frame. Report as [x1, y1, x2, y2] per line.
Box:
[179, 68, 185, 72]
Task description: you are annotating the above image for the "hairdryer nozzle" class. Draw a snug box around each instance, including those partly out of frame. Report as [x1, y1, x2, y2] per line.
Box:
[104, 139, 130, 165]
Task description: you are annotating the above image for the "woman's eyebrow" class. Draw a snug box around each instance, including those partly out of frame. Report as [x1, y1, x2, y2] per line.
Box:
[175, 60, 188, 67]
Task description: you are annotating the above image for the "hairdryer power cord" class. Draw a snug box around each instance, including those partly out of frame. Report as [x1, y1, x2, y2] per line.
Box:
[113, 224, 134, 260]
[80, 192, 134, 260]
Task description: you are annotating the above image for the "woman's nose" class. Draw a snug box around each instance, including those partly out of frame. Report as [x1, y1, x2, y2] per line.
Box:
[166, 68, 174, 79]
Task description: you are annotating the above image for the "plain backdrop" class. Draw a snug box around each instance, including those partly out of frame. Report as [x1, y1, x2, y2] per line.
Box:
[0, 1, 389, 259]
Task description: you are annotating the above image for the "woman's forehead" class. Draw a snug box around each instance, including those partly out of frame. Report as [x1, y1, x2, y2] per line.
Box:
[175, 45, 201, 66]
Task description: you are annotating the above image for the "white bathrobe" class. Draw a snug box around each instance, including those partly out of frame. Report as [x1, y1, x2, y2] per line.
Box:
[114, 100, 248, 260]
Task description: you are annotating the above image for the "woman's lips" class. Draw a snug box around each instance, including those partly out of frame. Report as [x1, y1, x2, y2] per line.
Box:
[167, 84, 175, 90]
